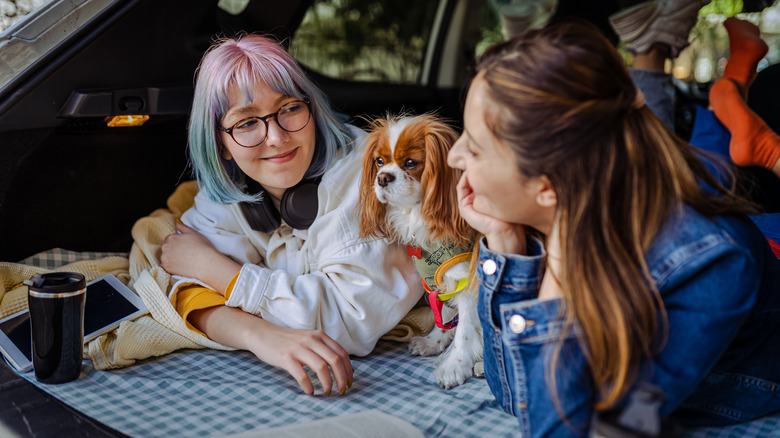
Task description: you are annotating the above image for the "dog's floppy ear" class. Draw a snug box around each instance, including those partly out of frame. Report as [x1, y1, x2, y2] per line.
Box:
[356, 119, 390, 239]
[419, 116, 475, 246]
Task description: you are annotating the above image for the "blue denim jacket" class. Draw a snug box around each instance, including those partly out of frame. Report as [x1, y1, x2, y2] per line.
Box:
[478, 205, 780, 437]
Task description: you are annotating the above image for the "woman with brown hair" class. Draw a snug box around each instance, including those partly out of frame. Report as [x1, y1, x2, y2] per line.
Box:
[447, 20, 780, 437]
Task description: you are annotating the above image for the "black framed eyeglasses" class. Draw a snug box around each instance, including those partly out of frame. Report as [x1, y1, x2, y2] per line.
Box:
[218, 99, 312, 148]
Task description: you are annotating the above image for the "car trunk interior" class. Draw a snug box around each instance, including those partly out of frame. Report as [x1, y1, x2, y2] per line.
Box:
[0, 0, 358, 261]
[0, 0, 481, 262]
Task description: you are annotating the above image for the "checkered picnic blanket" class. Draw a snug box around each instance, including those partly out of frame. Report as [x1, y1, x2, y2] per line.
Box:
[10, 249, 780, 438]
[18, 341, 522, 437]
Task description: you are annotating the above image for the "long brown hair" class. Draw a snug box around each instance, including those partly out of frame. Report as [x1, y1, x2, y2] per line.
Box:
[475, 21, 757, 411]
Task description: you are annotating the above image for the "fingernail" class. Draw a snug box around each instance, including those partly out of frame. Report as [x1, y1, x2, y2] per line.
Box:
[325, 390, 331, 397]
[348, 379, 353, 388]
[340, 387, 346, 395]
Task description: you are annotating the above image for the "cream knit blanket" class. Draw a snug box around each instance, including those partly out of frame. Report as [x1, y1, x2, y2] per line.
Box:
[0, 182, 432, 370]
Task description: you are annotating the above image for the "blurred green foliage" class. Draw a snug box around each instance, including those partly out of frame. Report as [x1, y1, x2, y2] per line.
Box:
[291, 0, 439, 82]
[700, 0, 743, 17]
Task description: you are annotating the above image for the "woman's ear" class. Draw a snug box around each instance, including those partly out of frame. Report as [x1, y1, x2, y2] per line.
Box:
[535, 176, 557, 208]
[221, 146, 233, 161]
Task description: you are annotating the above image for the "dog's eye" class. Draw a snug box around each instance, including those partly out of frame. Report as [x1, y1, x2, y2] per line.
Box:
[375, 157, 384, 167]
[404, 159, 417, 169]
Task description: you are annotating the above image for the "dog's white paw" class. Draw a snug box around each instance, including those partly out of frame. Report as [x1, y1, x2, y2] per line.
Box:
[409, 329, 454, 356]
[434, 349, 477, 389]
[473, 360, 484, 377]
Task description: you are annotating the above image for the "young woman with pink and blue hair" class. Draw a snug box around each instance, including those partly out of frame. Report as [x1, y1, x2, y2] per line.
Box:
[160, 34, 422, 397]
[186, 35, 353, 205]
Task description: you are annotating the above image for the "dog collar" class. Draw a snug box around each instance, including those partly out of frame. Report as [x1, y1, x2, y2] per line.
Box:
[407, 242, 473, 291]
[412, 248, 472, 330]
[406, 241, 473, 330]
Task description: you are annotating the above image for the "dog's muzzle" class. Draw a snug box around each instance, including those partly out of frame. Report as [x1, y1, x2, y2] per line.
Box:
[377, 172, 395, 187]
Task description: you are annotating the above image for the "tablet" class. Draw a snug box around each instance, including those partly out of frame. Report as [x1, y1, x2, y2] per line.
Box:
[0, 274, 149, 373]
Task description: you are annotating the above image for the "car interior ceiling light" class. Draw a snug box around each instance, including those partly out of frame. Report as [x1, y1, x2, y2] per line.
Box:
[105, 115, 150, 127]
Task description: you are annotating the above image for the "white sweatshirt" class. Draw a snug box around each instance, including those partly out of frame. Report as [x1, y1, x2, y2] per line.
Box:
[176, 129, 423, 356]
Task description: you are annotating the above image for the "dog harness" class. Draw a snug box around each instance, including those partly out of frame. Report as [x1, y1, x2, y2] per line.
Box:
[407, 241, 473, 330]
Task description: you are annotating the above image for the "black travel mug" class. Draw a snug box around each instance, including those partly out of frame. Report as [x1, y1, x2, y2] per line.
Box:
[24, 272, 86, 384]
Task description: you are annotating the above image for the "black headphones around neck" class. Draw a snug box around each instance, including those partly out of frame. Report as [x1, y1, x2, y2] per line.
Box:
[239, 178, 320, 233]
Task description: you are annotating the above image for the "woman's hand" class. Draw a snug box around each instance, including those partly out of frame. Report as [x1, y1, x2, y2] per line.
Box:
[190, 306, 353, 396]
[456, 172, 527, 255]
[160, 222, 241, 294]
[249, 326, 354, 397]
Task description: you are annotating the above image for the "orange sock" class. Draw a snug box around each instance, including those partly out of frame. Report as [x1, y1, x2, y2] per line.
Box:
[710, 78, 780, 169]
[722, 17, 768, 85]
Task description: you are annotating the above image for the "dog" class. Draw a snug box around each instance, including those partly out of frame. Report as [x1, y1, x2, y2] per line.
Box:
[356, 114, 483, 389]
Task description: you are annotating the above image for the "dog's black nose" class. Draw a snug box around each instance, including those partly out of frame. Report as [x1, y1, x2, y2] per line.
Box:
[377, 173, 395, 187]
